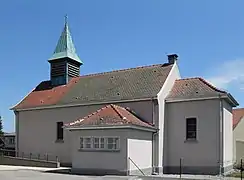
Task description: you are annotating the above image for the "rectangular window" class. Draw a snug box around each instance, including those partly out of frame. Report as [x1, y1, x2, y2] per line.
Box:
[107, 137, 119, 150]
[80, 137, 84, 149]
[85, 137, 92, 148]
[186, 118, 197, 140]
[93, 137, 105, 149]
[100, 137, 105, 149]
[57, 122, 64, 140]
[80, 137, 92, 149]
[79, 137, 119, 151]
[93, 137, 100, 148]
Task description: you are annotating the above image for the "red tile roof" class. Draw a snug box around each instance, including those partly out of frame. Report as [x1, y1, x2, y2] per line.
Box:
[65, 104, 155, 129]
[166, 77, 227, 100]
[166, 77, 238, 107]
[13, 77, 80, 109]
[233, 108, 244, 129]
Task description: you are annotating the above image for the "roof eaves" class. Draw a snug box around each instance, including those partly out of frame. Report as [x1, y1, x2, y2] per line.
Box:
[10, 87, 36, 111]
[226, 93, 239, 107]
[166, 94, 239, 107]
[165, 96, 221, 103]
[65, 124, 157, 132]
[12, 97, 158, 112]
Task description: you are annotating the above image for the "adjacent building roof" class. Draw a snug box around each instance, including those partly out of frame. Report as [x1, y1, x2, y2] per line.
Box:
[166, 77, 238, 107]
[12, 63, 173, 110]
[64, 104, 155, 130]
[233, 108, 244, 129]
[48, 16, 82, 64]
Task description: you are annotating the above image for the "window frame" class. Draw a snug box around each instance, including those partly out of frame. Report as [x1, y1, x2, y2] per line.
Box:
[79, 136, 120, 151]
[56, 121, 64, 141]
[107, 137, 120, 150]
[93, 137, 106, 149]
[186, 117, 197, 140]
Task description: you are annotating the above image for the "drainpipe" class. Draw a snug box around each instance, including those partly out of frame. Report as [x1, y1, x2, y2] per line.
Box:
[219, 94, 224, 176]
[14, 111, 19, 156]
[151, 98, 159, 175]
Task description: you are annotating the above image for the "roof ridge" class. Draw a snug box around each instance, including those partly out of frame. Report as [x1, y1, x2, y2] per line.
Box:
[77, 63, 171, 79]
[176, 77, 200, 81]
[198, 77, 226, 93]
[176, 77, 226, 93]
[66, 105, 111, 126]
[110, 104, 125, 120]
[65, 104, 155, 128]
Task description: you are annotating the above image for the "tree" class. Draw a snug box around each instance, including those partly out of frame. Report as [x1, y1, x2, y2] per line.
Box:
[0, 116, 3, 136]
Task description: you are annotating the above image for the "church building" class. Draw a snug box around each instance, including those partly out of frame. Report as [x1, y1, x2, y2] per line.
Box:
[11, 17, 238, 176]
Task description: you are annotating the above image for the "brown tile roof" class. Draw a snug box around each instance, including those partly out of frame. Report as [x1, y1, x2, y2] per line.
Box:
[13, 63, 173, 110]
[166, 77, 228, 100]
[233, 108, 244, 129]
[64, 104, 155, 129]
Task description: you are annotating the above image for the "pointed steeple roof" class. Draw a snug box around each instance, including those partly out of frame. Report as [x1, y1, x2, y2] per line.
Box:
[48, 16, 82, 64]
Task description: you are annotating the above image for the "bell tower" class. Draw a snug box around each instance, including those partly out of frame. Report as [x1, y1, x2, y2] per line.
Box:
[48, 15, 83, 86]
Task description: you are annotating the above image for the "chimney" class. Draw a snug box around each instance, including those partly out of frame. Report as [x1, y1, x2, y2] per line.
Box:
[167, 54, 178, 64]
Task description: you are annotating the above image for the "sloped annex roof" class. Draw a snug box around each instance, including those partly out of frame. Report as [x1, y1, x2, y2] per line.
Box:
[12, 63, 173, 110]
[64, 104, 155, 131]
[166, 77, 238, 107]
[233, 108, 244, 129]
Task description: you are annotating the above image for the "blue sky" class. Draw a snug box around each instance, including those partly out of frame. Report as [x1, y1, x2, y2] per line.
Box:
[1, 0, 244, 132]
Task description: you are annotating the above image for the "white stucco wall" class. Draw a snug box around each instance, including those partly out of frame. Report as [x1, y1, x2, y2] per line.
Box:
[69, 128, 152, 174]
[16, 100, 154, 164]
[165, 99, 220, 169]
[127, 139, 152, 173]
[157, 61, 180, 170]
[222, 101, 233, 167]
[70, 129, 128, 172]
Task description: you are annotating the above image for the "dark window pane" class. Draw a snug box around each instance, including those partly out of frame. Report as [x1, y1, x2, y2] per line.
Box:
[100, 138, 104, 143]
[57, 122, 64, 140]
[85, 138, 91, 148]
[108, 143, 114, 149]
[186, 118, 197, 139]
[108, 138, 114, 144]
[94, 138, 99, 143]
[80, 138, 84, 148]
[187, 131, 196, 139]
[187, 125, 196, 131]
[187, 118, 196, 125]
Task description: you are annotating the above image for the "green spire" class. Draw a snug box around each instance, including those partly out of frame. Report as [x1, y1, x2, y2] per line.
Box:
[48, 15, 82, 64]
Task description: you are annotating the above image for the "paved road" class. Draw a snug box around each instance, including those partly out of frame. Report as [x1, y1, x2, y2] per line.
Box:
[0, 165, 239, 180]
[0, 170, 115, 180]
[0, 170, 143, 180]
[0, 170, 236, 180]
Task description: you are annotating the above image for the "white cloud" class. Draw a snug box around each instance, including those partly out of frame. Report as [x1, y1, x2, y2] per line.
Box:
[205, 59, 244, 90]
